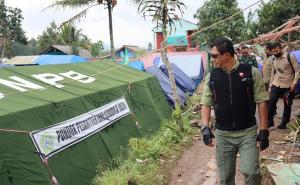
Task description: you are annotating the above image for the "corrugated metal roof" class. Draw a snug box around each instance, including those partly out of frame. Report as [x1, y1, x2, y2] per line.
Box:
[152, 19, 198, 36]
[41, 45, 92, 58]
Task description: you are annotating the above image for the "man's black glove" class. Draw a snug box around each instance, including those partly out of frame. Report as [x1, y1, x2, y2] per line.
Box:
[256, 129, 269, 151]
[201, 126, 215, 145]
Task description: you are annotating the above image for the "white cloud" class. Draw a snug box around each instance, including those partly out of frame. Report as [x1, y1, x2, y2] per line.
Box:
[5, 0, 265, 48]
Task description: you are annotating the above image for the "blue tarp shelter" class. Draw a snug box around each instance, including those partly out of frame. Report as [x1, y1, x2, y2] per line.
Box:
[146, 66, 187, 107]
[34, 55, 87, 65]
[160, 63, 196, 94]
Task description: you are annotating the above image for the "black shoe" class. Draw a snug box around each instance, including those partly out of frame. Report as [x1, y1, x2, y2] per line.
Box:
[277, 124, 287, 129]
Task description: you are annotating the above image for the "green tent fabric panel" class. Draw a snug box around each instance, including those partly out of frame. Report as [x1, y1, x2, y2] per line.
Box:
[125, 78, 172, 135]
[0, 132, 50, 185]
[48, 133, 113, 185]
[99, 116, 141, 160]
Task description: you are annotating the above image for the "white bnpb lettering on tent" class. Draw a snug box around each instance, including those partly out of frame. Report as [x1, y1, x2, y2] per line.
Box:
[30, 97, 131, 158]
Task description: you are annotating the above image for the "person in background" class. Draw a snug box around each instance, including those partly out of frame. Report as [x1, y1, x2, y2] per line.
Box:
[239, 45, 258, 68]
[201, 38, 269, 185]
[262, 42, 274, 91]
[268, 42, 299, 129]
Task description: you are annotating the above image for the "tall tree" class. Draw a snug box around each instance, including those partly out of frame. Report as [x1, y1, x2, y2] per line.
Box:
[135, 0, 186, 111]
[48, 0, 117, 60]
[256, 0, 300, 35]
[37, 21, 60, 52]
[193, 0, 245, 46]
[0, 1, 27, 58]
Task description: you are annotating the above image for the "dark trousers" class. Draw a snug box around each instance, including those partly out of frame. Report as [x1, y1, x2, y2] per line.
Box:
[268, 86, 295, 127]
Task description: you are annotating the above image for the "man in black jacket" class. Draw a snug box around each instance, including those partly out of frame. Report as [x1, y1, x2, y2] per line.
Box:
[201, 38, 269, 185]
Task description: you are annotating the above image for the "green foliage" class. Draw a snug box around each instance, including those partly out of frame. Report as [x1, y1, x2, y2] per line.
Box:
[0, 1, 27, 43]
[256, 0, 300, 35]
[93, 112, 195, 185]
[193, 0, 245, 45]
[37, 21, 59, 52]
[37, 22, 93, 54]
[0, 1, 27, 57]
[136, 0, 186, 29]
[288, 117, 300, 140]
[91, 40, 104, 57]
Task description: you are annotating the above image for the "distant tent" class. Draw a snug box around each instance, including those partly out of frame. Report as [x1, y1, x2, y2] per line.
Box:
[146, 66, 187, 107]
[0, 61, 171, 185]
[160, 63, 196, 94]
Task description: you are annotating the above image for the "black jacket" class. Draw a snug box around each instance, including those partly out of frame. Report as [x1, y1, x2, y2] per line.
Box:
[210, 63, 256, 131]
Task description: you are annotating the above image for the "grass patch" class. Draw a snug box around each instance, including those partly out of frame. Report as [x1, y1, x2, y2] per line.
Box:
[93, 109, 197, 185]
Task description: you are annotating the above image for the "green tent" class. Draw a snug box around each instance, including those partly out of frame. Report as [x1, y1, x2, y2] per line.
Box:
[0, 61, 171, 185]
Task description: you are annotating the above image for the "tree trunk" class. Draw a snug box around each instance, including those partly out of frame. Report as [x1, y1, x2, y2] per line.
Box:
[161, 6, 180, 109]
[107, 1, 115, 61]
[1, 37, 6, 59]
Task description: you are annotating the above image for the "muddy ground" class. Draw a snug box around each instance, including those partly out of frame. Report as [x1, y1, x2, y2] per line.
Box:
[168, 98, 300, 185]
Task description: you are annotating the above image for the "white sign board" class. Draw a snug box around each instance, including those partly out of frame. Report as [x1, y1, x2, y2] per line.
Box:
[30, 97, 131, 158]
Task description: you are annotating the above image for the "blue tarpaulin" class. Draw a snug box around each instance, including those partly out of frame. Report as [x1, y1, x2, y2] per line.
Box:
[146, 66, 187, 107]
[291, 51, 300, 94]
[128, 61, 145, 71]
[291, 50, 300, 63]
[34, 55, 87, 65]
[160, 63, 196, 94]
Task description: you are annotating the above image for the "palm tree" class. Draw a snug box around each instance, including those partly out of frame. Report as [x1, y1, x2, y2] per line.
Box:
[58, 23, 82, 55]
[48, 0, 117, 60]
[135, 0, 186, 109]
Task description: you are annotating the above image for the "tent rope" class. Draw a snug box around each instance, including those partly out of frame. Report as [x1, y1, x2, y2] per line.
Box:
[0, 128, 30, 134]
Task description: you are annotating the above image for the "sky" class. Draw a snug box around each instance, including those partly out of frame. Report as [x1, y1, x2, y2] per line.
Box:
[5, 0, 264, 48]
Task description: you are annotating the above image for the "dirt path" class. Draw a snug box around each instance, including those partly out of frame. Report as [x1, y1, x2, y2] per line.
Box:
[168, 99, 300, 185]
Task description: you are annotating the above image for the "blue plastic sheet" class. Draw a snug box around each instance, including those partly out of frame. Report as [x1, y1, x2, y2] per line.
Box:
[34, 55, 87, 65]
[146, 66, 187, 107]
[159, 63, 196, 94]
